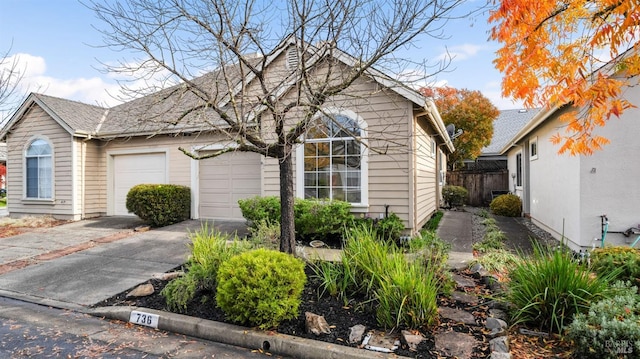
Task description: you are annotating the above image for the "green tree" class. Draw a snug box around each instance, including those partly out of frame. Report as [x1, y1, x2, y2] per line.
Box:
[422, 87, 498, 169]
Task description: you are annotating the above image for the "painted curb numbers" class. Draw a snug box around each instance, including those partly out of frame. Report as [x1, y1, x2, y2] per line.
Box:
[129, 310, 160, 329]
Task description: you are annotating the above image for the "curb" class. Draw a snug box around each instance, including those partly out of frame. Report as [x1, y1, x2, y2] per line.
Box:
[87, 306, 409, 359]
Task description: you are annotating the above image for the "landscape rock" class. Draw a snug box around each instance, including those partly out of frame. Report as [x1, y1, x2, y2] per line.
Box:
[400, 330, 425, 352]
[489, 308, 508, 321]
[305, 312, 331, 335]
[491, 352, 512, 359]
[435, 331, 476, 358]
[490, 336, 509, 353]
[438, 306, 477, 325]
[485, 317, 507, 331]
[152, 271, 184, 281]
[363, 331, 400, 353]
[348, 324, 366, 344]
[134, 225, 151, 232]
[489, 327, 507, 338]
[452, 291, 478, 305]
[126, 283, 154, 298]
[519, 328, 549, 338]
[452, 274, 476, 288]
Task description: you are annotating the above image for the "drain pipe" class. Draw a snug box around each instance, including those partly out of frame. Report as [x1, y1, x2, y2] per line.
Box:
[384, 204, 389, 219]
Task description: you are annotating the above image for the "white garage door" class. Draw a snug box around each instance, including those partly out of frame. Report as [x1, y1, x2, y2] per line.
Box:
[113, 153, 167, 215]
[199, 151, 261, 219]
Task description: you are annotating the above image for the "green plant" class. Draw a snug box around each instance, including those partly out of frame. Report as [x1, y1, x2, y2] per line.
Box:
[507, 243, 616, 334]
[591, 246, 640, 284]
[442, 185, 468, 207]
[238, 196, 281, 224]
[126, 184, 191, 227]
[473, 227, 507, 253]
[471, 249, 521, 273]
[374, 213, 405, 242]
[423, 211, 443, 232]
[161, 224, 252, 312]
[216, 248, 306, 330]
[489, 193, 522, 217]
[567, 282, 640, 358]
[476, 208, 490, 218]
[294, 198, 354, 240]
[247, 219, 280, 250]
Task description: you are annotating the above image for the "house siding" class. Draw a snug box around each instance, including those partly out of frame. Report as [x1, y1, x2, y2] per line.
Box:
[81, 139, 107, 217]
[6, 105, 76, 219]
[414, 116, 438, 230]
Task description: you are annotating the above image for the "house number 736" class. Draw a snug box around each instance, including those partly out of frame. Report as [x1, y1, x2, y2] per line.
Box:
[129, 310, 159, 329]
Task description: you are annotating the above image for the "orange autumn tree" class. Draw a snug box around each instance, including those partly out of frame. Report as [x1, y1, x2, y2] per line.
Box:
[490, 0, 640, 155]
[421, 87, 498, 169]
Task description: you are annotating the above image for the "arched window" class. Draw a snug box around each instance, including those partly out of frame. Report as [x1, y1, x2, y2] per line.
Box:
[299, 111, 366, 205]
[25, 138, 53, 199]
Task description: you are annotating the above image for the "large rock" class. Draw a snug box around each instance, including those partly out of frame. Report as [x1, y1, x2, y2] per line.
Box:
[435, 331, 476, 358]
[452, 291, 478, 305]
[452, 274, 476, 288]
[305, 312, 331, 335]
[438, 306, 477, 325]
[126, 283, 154, 298]
[490, 336, 510, 353]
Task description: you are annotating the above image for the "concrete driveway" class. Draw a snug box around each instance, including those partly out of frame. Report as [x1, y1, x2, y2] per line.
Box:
[0, 217, 248, 310]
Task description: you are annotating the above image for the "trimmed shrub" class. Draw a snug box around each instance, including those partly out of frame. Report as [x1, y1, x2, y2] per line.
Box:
[238, 196, 281, 224]
[375, 213, 405, 242]
[489, 193, 522, 217]
[216, 249, 306, 329]
[126, 184, 190, 227]
[507, 243, 615, 334]
[442, 185, 468, 207]
[591, 246, 640, 284]
[294, 198, 354, 240]
[161, 224, 252, 312]
[568, 282, 640, 358]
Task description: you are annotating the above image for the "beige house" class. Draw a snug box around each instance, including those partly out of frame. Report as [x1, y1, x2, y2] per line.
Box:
[1, 41, 453, 235]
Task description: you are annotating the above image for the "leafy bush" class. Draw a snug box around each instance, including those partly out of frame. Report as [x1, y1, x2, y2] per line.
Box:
[471, 249, 521, 273]
[247, 219, 280, 250]
[568, 282, 640, 358]
[591, 247, 640, 284]
[126, 184, 190, 227]
[507, 243, 615, 334]
[375, 213, 405, 242]
[238, 196, 281, 224]
[294, 198, 354, 240]
[161, 224, 252, 312]
[442, 185, 468, 207]
[216, 249, 306, 329]
[489, 193, 522, 217]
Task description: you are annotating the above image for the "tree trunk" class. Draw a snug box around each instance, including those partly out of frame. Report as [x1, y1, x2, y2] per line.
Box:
[279, 148, 296, 255]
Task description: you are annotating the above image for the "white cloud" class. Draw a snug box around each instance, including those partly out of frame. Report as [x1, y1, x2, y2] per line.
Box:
[436, 44, 485, 63]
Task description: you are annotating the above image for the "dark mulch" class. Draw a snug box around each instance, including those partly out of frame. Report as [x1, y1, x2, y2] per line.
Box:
[93, 266, 493, 358]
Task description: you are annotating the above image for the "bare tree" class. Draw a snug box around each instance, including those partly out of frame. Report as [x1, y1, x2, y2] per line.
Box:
[0, 45, 24, 122]
[88, 0, 467, 254]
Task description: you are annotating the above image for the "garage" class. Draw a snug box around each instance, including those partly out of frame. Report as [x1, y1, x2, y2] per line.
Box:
[112, 152, 167, 215]
[198, 151, 261, 219]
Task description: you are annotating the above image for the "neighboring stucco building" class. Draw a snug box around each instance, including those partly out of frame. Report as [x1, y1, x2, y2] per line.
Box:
[1, 40, 453, 235]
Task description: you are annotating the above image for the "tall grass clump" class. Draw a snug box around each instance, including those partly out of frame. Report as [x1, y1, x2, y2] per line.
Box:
[507, 243, 616, 334]
[161, 223, 252, 312]
[312, 224, 444, 330]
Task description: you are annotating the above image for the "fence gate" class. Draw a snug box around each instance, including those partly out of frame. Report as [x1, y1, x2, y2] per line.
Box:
[446, 170, 509, 206]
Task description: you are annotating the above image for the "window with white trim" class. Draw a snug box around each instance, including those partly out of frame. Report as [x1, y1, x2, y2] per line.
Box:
[299, 112, 366, 204]
[516, 152, 523, 187]
[530, 137, 538, 160]
[25, 138, 53, 199]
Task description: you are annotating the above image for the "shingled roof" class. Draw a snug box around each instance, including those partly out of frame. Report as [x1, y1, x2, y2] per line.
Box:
[481, 108, 542, 156]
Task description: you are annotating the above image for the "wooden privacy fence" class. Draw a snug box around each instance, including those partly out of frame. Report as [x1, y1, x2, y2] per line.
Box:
[446, 170, 509, 207]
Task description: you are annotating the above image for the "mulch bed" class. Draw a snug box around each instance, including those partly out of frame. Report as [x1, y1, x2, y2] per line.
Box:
[94, 266, 496, 358]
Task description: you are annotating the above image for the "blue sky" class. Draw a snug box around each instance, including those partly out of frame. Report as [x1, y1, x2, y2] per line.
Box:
[0, 0, 523, 119]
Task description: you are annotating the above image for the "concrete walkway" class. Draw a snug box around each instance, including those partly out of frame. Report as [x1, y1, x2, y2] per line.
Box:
[436, 210, 475, 270]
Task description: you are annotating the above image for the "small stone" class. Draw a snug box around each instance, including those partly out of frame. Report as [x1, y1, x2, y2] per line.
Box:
[126, 283, 154, 297]
[519, 328, 549, 338]
[490, 336, 509, 353]
[134, 225, 151, 232]
[438, 307, 477, 325]
[491, 353, 512, 359]
[469, 262, 483, 274]
[152, 271, 184, 281]
[489, 309, 508, 321]
[305, 312, 331, 335]
[485, 317, 507, 331]
[348, 324, 366, 344]
[489, 327, 507, 338]
[400, 330, 425, 352]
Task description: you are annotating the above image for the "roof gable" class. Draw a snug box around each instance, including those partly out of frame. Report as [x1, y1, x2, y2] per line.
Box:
[482, 108, 542, 155]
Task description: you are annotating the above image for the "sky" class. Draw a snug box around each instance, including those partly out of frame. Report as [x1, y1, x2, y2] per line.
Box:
[0, 0, 524, 121]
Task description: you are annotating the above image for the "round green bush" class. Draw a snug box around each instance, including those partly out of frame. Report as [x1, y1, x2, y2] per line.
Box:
[216, 248, 306, 329]
[489, 193, 522, 217]
[442, 185, 468, 207]
[591, 247, 640, 283]
[126, 184, 191, 227]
